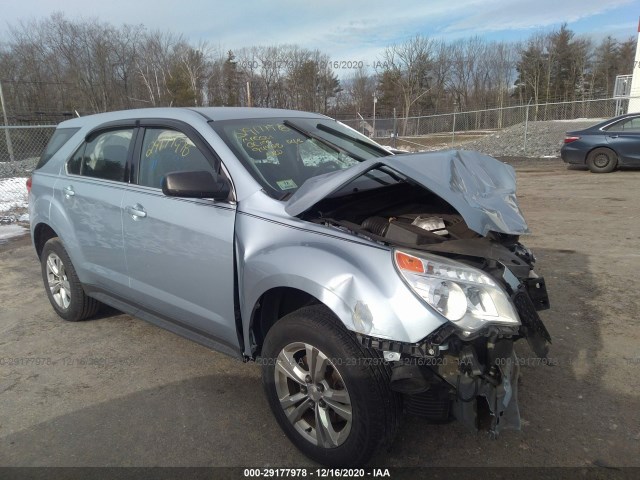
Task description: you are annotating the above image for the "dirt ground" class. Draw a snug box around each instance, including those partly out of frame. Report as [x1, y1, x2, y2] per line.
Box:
[0, 159, 639, 468]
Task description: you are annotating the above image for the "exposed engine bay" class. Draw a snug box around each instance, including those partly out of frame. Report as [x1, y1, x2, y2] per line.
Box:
[302, 180, 551, 436]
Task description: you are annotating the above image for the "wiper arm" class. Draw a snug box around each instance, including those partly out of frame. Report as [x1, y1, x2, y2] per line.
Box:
[283, 120, 365, 163]
[316, 123, 391, 156]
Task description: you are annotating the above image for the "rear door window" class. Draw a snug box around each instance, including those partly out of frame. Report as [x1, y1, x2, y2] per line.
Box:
[67, 129, 134, 182]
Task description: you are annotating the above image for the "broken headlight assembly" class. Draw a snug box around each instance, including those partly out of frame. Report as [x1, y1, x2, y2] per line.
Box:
[393, 249, 520, 334]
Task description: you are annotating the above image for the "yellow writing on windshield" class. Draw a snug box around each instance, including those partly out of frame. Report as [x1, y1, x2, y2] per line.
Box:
[233, 124, 304, 157]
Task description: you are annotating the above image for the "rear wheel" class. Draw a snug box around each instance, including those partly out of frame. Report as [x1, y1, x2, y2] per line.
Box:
[41, 238, 100, 321]
[261, 305, 401, 467]
[587, 147, 617, 173]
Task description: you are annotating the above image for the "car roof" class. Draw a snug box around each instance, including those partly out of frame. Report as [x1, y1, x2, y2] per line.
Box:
[589, 112, 640, 129]
[564, 112, 640, 134]
[196, 107, 329, 121]
[58, 107, 329, 129]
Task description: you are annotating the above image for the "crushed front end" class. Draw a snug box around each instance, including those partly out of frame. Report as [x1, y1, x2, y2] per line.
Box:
[358, 239, 551, 436]
[289, 150, 552, 436]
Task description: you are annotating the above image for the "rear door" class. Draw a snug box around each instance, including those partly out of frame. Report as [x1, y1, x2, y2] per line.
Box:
[604, 116, 640, 165]
[58, 126, 135, 295]
[120, 121, 239, 351]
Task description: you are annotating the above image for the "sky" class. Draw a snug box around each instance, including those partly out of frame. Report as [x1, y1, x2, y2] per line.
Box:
[0, 0, 638, 72]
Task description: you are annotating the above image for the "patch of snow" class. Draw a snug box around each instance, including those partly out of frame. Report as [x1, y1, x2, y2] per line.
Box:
[0, 177, 28, 212]
[0, 224, 28, 241]
[555, 118, 605, 123]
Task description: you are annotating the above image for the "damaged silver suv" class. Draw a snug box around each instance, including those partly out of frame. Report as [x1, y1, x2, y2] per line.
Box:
[29, 107, 551, 466]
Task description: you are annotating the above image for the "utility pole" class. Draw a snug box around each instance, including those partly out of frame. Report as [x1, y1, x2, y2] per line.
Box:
[246, 81, 252, 107]
[0, 80, 15, 162]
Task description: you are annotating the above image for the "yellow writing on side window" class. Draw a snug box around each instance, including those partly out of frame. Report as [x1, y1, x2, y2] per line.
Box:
[145, 135, 192, 158]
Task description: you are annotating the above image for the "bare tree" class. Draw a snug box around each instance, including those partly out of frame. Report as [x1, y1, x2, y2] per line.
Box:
[378, 35, 434, 134]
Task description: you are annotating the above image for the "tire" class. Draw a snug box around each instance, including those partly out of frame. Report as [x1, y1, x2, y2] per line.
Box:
[586, 147, 617, 173]
[261, 305, 401, 467]
[41, 238, 100, 321]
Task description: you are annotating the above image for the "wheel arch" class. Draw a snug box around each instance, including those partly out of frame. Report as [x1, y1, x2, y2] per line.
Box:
[248, 286, 325, 357]
[33, 223, 59, 259]
[586, 144, 618, 161]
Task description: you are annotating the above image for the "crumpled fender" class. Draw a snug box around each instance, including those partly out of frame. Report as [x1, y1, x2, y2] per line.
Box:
[235, 211, 448, 355]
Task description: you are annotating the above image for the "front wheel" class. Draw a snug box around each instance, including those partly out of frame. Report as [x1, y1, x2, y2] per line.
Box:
[41, 238, 101, 321]
[261, 306, 401, 467]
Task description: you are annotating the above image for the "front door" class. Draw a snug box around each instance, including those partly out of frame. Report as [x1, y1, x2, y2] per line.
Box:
[121, 124, 238, 351]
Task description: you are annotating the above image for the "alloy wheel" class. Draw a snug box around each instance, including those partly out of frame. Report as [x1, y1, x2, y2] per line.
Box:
[274, 342, 352, 448]
[45, 252, 71, 309]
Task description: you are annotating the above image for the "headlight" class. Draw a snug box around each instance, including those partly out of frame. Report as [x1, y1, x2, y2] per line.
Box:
[393, 249, 520, 334]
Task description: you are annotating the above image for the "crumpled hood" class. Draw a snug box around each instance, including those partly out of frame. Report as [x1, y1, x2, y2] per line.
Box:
[285, 150, 530, 236]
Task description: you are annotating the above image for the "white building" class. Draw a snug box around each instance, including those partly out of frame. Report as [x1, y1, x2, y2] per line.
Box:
[628, 17, 640, 113]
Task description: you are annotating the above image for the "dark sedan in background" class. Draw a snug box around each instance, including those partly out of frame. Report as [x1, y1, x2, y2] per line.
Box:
[561, 113, 640, 173]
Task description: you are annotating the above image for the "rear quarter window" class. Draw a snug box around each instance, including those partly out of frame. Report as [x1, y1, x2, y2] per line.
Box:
[36, 128, 80, 169]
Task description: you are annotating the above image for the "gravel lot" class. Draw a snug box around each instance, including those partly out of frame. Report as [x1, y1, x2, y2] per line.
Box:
[387, 119, 602, 159]
[459, 120, 599, 158]
[0, 158, 38, 179]
[0, 158, 639, 468]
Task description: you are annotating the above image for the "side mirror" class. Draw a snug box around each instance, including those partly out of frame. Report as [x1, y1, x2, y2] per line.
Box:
[162, 171, 231, 200]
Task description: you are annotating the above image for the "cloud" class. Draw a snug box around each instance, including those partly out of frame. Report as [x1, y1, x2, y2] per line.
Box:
[443, 0, 634, 33]
[0, 0, 635, 63]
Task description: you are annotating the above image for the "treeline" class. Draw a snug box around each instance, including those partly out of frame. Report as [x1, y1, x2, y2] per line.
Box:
[0, 14, 635, 125]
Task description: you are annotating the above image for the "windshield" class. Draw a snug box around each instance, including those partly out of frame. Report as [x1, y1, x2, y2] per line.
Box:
[210, 117, 392, 198]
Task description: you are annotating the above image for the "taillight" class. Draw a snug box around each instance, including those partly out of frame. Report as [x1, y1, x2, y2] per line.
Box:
[564, 136, 580, 144]
[26, 177, 32, 193]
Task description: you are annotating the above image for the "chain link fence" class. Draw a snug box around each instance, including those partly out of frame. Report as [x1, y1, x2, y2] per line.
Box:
[1, 125, 56, 219]
[0, 95, 637, 217]
[344, 96, 634, 144]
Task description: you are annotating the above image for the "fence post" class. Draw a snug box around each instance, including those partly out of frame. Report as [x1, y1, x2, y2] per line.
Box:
[372, 93, 377, 138]
[523, 99, 532, 156]
[0, 80, 16, 162]
[451, 104, 457, 146]
[392, 108, 397, 148]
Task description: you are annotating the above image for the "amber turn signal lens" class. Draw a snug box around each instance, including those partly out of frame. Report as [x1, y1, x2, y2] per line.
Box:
[395, 251, 425, 273]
